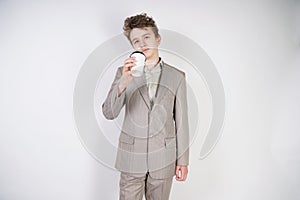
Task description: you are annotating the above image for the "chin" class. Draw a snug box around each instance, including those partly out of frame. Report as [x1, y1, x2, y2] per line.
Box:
[143, 50, 152, 59]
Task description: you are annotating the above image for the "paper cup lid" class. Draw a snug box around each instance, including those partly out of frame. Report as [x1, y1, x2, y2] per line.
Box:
[130, 51, 146, 61]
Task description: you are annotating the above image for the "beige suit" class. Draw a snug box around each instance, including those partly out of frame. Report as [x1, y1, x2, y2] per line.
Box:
[102, 60, 189, 180]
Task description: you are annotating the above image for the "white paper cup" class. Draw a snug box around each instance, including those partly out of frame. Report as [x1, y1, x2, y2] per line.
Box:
[130, 51, 146, 77]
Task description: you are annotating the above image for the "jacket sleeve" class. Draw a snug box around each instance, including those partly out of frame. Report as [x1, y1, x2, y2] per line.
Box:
[174, 74, 189, 166]
[102, 67, 126, 120]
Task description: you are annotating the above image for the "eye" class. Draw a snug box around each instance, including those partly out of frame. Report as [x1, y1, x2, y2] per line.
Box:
[133, 40, 139, 44]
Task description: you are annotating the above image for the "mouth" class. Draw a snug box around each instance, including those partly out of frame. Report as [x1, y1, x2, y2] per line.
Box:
[142, 48, 150, 53]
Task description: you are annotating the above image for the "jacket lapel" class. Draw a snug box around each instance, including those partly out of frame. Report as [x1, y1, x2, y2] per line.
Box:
[153, 61, 171, 105]
[133, 61, 172, 109]
[132, 72, 151, 109]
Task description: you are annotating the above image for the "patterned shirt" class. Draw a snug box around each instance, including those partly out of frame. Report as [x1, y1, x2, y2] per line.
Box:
[144, 59, 162, 101]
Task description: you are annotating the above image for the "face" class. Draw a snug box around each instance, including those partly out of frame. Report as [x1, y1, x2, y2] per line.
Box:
[129, 27, 161, 61]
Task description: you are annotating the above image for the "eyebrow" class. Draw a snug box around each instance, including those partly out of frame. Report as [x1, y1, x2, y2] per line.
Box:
[131, 33, 151, 42]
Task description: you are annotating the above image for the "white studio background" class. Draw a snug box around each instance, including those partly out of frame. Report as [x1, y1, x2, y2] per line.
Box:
[0, 0, 299, 200]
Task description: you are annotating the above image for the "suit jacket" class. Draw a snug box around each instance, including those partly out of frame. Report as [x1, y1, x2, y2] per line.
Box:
[102, 60, 189, 179]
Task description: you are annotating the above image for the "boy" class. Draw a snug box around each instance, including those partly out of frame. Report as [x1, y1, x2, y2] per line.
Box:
[102, 13, 189, 200]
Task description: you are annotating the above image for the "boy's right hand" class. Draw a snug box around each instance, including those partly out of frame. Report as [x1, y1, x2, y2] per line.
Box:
[118, 57, 136, 95]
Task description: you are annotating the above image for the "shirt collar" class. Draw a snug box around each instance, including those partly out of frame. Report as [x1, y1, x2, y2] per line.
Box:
[144, 57, 162, 73]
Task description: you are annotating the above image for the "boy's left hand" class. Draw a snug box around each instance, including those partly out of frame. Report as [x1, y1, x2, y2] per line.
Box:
[175, 165, 188, 181]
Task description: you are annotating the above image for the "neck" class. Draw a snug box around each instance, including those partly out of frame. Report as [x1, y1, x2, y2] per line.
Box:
[145, 56, 160, 70]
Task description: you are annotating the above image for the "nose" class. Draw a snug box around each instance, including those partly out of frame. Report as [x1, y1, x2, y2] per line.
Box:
[139, 39, 146, 48]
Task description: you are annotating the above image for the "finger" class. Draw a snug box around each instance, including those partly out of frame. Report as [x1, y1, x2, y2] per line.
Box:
[123, 60, 134, 70]
[124, 60, 134, 66]
[127, 70, 133, 77]
[125, 62, 136, 69]
[175, 167, 180, 179]
[182, 171, 187, 181]
[124, 57, 136, 64]
[124, 71, 133, 77]
[123, 65, 134, 73]
[123, 62, 136, 72]
[176, 169, 182, 181]
[179, 171, 184, 181]
[123, 66, 130, 73]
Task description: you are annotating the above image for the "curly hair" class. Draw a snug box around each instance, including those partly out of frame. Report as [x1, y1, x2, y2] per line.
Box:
[123, 13, 159, 41]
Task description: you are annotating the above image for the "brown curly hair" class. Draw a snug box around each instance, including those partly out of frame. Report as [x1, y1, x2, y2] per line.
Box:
[123, 13, 159, 42]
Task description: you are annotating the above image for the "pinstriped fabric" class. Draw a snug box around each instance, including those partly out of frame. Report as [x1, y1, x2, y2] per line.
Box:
[119, 172, 173, 200]
[102, 60, 189, 179]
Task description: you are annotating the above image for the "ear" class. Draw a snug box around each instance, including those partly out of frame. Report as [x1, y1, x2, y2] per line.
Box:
[156, 34, 161, 45]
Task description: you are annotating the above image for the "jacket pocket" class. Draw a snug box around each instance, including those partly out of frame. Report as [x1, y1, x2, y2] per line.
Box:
[164, 137, 176, 148]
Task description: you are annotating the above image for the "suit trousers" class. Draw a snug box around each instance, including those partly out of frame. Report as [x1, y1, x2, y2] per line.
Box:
[119, 172, 173, 200]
